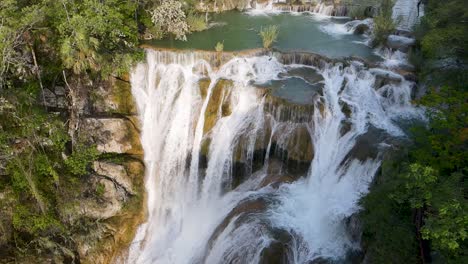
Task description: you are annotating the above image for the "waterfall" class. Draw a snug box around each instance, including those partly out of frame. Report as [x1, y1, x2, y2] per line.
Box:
[125, 49, 422, 264]
[249, 1, 344, 16]
[392, 0, 424, 31]
[313, 3, 335, 16]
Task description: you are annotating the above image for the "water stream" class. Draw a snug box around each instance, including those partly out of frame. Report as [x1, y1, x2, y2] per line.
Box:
[124, 46, 422, 263]
[124, 5, 424, 263]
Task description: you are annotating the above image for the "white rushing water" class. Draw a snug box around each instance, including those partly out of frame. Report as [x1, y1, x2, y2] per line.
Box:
[392, 0, 424, 31]
[125, 49, 421, 264]
[249, 0, 335, 16]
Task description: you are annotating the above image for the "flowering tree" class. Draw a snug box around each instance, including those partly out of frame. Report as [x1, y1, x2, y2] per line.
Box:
[150, 0, 189, 41]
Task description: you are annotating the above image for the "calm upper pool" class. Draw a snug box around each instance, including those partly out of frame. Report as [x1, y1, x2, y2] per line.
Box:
[147, 11, 380, 61]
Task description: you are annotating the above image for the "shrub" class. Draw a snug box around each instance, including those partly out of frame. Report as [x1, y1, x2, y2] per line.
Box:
[187, 12, 208, 32]
[215, 41, 224, 52]
[259, 25, 279, 49]
[348, 5, 368, 19]
[373, 0, 396, 46]
[64, 144, 99, 176]
[150, 0, 189, 41]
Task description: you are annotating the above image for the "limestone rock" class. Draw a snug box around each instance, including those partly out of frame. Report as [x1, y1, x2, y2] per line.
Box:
[93, 161, 135, 195]
[90, 78, 137, 115]
[81, 118, 142, 155]
[40, 86, 68, 109]
[79, 176, 125, 220]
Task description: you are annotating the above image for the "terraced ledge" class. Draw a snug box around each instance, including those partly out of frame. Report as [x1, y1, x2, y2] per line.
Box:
[139, 45, 378, 70]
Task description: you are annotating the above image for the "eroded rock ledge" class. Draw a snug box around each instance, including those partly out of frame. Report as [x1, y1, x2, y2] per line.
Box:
[41, 74, 145, 263]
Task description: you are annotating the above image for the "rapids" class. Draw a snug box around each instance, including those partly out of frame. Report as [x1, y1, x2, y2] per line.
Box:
[124, 48, 422, 264]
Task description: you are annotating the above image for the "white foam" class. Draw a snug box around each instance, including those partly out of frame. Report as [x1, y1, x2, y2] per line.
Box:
[126, 50, 423, 264]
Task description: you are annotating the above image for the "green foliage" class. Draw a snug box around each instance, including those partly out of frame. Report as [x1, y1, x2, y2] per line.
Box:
[390, 164, 437, 209]
[65, 144, 99, 176]
[150, 0, 189, 41]
[215, 41, 224, 52]
[418, 0, 468, 62]
[422, 201, 468, 255]
[360, 157, 419, 263]
[0, 89, 100, 258]
[348, 5, 368, 20]
[51, 0, 140, 75]
[372, 0, 396, 46]
[95, 182, 106, 198]
[12, 205, 63, 236]
[187, 12, 208, 32]
[259, 25, 279, 49]
[362, 1, 468, 261]
[0, 0, 44, 87]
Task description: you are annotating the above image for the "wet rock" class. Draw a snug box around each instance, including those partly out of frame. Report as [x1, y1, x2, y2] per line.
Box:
[81, 118, 143, 155]
[354, 23, 370, 35]
[259, 159, 296, 189]
[286, 125, 314, 164]
[259, 240, 289, 264]
[208, 197, 268, 249]
[345, 213, 363, 243]
[369, 68, 403, 88]
[280, 67, 324, 85]
[386, 35, 416, 53]
[345, 19, 373, 36]
[199, 79, 234, 134]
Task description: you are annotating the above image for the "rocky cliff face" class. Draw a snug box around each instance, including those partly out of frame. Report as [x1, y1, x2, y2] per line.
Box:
[40, 75, 145, 263]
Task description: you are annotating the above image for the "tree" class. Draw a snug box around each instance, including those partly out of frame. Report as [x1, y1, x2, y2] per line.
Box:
[150, 0, 190, 41]
[0, 0, 44, 88]
[372, 0, 396, 46]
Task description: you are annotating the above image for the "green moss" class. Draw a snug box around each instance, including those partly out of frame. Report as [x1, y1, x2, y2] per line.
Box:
[65, 144, 99, 176]
[112, 79, 136, 114]
[202, 79, 233, 134]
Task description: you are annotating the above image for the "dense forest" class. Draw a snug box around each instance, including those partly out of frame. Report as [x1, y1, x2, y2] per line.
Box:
[360, 0, 468, 263]
[0, 0, 466, 263]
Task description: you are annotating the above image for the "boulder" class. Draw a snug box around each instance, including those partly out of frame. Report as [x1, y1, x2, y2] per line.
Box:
[386, 35, 416, 52]
[369, 68, 403, 88]
[354, 23, 370, 35]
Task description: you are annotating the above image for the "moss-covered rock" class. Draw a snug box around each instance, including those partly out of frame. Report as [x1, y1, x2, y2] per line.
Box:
[80, 117, 143, 156]
[90, 77, 137, 115]
[199, 79, 234, 134]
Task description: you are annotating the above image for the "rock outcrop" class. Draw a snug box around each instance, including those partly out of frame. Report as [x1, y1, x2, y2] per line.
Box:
[37, 74, 146, 263]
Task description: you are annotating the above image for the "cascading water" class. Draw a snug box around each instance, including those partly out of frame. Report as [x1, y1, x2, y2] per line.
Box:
[249, 1, 337, 16]
[392, 0, 424, 31]
[125, 49, 422, 264]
